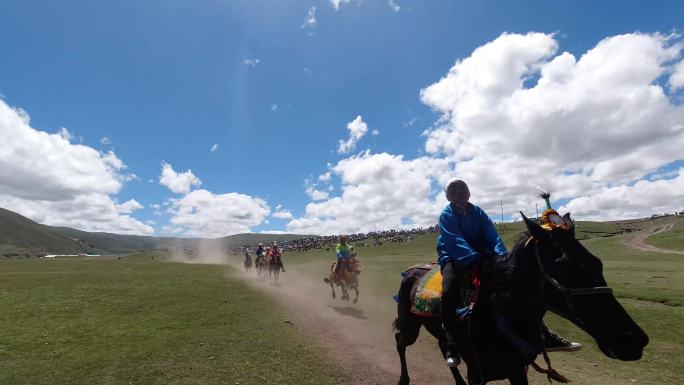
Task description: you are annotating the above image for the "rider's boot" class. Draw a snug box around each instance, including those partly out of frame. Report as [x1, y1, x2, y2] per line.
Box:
[543, 324, 582, 352]
[441, 260, 467, 368]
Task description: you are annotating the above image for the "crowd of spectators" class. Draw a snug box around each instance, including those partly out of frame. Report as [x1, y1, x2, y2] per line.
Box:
[225, 225, 438, 255]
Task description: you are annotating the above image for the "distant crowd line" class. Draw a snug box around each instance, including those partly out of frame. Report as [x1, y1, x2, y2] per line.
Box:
[224, 226, 439, 255]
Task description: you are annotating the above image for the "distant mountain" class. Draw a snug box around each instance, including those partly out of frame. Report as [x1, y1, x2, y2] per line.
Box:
[0, 207, 315, 257]
[0, 208, 86, 256]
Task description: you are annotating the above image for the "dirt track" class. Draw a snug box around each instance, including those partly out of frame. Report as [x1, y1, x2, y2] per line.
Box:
[623, 223, 684, 255]
[224, 260, 647, 385]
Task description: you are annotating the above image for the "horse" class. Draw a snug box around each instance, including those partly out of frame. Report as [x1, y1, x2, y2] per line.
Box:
[269, 254, 282, 282]
[255, 255, 268, 276]
[324, 256, 361, 303]
[244, 254, 252, 273]
[393, 213, 649, 385]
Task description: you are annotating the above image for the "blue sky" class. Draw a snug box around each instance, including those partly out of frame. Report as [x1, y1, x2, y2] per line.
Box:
[1, 1, 684, 236]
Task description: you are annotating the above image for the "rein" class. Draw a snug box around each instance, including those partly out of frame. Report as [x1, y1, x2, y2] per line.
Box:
[529, 236, 613, 321]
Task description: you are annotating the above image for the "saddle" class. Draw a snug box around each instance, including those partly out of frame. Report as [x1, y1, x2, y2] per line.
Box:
[408, 264, 480, 318]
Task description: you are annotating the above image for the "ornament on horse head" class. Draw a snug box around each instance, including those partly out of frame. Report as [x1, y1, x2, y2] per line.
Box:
[537, 190, 575, 234]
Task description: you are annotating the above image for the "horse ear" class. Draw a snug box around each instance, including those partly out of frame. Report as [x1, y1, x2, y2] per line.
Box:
[562, 212, 576, 238]
[520, 211, 550, 241]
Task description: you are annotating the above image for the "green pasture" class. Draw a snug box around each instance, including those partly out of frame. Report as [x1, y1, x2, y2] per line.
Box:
[1, 217, 683, 385]
[645, 218, 684, 251]
[0, 252, 336, 385]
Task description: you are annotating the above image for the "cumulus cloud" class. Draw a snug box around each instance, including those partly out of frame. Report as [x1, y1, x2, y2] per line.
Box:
[210, 144, 219, 152]
[302, 6, 316, 29]
[289, 32, 684, 234]
[116, 199, 144, 214]
[389, 0, 400, 12]
[671, 59, 684, 91]
[338, 115, 369, 154]
[288, 152, 451, 235]
[100, 136, 112, 145]
[305, 183, 330, 201]
[560, 169, 684, 220]
[159, 162, 202, 194]
[0, 99, 153, 234]
[272, 205, 294, 220]
[419, 31, 684, 218]
[330, 0, 350, 11]
[165, 189, 270, 238]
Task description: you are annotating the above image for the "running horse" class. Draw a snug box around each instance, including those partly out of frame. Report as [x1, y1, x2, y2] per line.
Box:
[324, 254, 361, 303]
[269, 253, 283, 282]
[393, 212, 648, 385]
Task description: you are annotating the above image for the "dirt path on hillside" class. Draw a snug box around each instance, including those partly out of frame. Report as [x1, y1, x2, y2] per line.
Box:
[624, 223, 684, 255]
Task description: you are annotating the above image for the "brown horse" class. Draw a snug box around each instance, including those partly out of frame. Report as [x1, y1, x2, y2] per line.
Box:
[255, 255, 268, 276]
[269, 254, 282, 281]
[324, 257, 361, 303]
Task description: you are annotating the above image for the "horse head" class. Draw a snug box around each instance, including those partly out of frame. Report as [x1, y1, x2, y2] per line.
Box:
[521, 213, 649, 361]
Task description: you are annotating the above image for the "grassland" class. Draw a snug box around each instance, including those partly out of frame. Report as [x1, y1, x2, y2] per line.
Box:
[1, 217, 683, 385]
[0, 252, 336, 385]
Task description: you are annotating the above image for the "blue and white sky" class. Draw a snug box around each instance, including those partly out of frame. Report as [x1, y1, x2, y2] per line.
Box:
[1, 0, 684, 237]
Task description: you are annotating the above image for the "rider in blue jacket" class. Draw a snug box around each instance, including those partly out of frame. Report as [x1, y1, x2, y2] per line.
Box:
[439, 179, 580, 370]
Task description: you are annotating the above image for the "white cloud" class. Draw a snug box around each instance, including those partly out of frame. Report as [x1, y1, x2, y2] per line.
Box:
[290, 32, 684, 233]
[319, 172, 332, 182]
[0, 99, 152, 234]
[330, 0, 350, 11]
[210, 144, 219, 152]
[418, 32, 684, 219]
[371, 129, 379, 135]
[305, 185, 330, 201]
[337, 115, 369, 154]
[271, 104, 278, 112]
[272, 206, 294, 220]
[116, 199, 144, 214]
[100, 136, 112, 145]
[304, 67, 313, 75]
[159, 162, 202, 194]
[165, 189, 270, 237]
[243, 58, 260, 68]
[670, 59, 684, 91]
[389, 0, 400, 12]
[288, 152, 451, 235]
[560, 169, 684, 220]
[302, 6, 316, 29]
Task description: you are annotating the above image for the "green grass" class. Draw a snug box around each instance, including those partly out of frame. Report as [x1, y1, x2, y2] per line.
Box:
[0, 251, 337, 385]
[645, 217, 684, 251]
[2, 218, 683, 385]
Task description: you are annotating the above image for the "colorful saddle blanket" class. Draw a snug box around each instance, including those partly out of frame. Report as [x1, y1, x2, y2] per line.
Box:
[410, 265, 443, 317]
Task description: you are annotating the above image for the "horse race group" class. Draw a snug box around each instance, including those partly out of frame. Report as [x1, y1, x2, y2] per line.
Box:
[242, 179, 650, 385]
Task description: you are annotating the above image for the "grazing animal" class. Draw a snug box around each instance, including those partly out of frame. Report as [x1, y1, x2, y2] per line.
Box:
[393, 213, 648, 385]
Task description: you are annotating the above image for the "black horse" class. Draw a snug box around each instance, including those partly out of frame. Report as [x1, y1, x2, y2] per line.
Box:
[394, 213, 648, 385]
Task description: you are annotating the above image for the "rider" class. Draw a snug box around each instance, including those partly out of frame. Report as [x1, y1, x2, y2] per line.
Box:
[438, 179, 581, 369]
[244, 248, 251, 263]
[271, 241, 285, 272]
[255, 243, 264, 264]
[335, 235, 354, 275]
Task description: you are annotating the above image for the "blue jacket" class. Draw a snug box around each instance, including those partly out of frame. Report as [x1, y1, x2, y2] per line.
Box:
[437, 203, 507, 268]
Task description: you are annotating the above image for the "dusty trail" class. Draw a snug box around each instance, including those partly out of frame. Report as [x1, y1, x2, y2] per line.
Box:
[226, 261, 457, 385]
[624, 223, 684, 255]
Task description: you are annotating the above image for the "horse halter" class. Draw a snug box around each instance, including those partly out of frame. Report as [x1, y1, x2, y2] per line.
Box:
[528, 236, 613, 322]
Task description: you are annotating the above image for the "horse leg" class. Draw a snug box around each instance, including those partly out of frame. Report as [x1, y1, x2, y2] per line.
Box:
[352, 285, 359, 304]
[425, 321, 467, 385]
[395, 319, 420, 385]
[508, 367, 529, 385]
[329, 274, 336, 298]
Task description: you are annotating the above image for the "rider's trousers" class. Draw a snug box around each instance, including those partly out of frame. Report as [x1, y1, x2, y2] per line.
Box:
[441, 260, 467, 353]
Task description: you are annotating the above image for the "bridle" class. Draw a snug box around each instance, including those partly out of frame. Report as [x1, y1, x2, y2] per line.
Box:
[528, 236, 613, 322]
